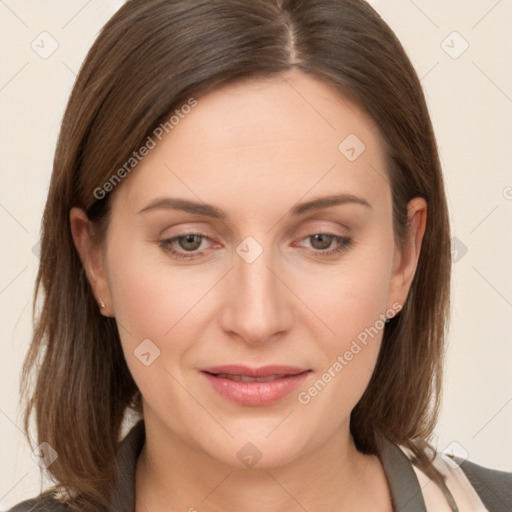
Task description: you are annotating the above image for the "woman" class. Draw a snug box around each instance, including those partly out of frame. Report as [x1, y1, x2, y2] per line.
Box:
[10, 0, 511, 511]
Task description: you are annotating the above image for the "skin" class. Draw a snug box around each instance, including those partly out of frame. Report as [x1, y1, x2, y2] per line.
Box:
[71, 69, 427, 512]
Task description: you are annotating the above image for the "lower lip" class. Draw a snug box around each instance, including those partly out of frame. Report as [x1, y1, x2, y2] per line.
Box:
[201, 371, 311, 406]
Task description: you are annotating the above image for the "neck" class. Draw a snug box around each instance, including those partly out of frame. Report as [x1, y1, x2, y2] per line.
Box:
[134, 410, 392, 512]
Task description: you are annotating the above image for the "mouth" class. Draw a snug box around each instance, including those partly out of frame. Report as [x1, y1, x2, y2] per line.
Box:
[208, 373, 295, 382]
[199, 365, 312, 406]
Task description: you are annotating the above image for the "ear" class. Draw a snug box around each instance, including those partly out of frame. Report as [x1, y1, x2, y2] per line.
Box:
[387, 197, 427, 311]
[69, 207, 113, 317]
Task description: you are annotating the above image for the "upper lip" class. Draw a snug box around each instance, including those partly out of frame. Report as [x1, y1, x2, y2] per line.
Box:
[200, 365, 310, 377]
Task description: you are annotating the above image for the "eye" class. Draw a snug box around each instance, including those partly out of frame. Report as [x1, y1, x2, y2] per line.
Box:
[297, 233, 353, 258]
[158, 232, 353, 260]
[158, 232, 212, 259]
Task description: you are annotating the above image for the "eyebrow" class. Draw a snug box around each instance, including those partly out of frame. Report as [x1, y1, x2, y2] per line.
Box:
[137, 193, 372, 218]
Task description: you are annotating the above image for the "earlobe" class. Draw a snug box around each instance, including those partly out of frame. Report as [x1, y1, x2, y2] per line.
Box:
[69, 207, 114, 317]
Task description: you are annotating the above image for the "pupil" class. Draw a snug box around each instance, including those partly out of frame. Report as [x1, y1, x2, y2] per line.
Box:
[180, 235, 201, 251]
[312, 234, 332, 250]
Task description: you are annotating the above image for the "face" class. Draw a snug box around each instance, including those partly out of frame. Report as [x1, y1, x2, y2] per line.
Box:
[72, 69, 425, 469]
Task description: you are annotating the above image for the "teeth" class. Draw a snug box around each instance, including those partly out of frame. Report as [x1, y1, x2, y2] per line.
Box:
[215, 373, 286, 382]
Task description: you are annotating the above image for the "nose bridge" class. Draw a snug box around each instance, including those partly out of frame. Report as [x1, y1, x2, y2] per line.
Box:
[219, 235, 293, 343]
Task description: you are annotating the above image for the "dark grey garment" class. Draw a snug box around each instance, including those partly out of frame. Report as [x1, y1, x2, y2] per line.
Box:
[8, 420, 512, 512]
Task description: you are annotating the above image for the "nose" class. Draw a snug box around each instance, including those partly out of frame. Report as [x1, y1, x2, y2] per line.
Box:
[218, 240, 295, 345]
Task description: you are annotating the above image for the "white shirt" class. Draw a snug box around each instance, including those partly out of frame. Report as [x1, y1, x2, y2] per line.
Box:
[401, 447, 489, 511]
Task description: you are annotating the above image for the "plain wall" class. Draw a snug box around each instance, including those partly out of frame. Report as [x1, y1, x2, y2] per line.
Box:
[1, 0, 511, 508]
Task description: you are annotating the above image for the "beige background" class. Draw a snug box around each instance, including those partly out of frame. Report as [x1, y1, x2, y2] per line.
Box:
[1, 0, 511, 508]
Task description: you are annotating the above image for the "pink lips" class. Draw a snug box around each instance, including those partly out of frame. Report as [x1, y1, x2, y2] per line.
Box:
[200, 365, 311, 406]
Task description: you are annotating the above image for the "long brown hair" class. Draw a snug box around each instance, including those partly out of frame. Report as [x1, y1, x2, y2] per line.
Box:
[20, 0, 451, 509]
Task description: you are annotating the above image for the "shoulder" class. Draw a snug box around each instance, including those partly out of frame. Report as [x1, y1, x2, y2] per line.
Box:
[6, 420, 145, 512]
[455, 456, 512, 511]
[6, 491, 69, 512]
[397, 441, 512, 512]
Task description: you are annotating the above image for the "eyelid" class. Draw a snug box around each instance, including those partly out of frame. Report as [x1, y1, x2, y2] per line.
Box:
[292, 220, 351, 239]
[157, 221, 215, 237]
[158, 220, 348, 244]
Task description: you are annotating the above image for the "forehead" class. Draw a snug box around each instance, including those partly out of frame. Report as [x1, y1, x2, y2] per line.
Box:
[113, 70, 391, 219]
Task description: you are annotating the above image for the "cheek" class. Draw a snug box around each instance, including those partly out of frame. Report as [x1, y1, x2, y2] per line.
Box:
[106, 228, 211, 337]
[106, 255, 208, 416]
[105, 237, 222, 388]
[295, 241, 393, 407]
[108, 263, 170, 342]
[298, 241, 393, 347]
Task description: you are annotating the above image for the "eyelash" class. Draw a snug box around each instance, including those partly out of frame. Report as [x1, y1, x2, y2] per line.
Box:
[158, 232, 353, 260]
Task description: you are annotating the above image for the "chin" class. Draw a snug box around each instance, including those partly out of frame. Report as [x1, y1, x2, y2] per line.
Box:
[195, 424, 314, 470]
